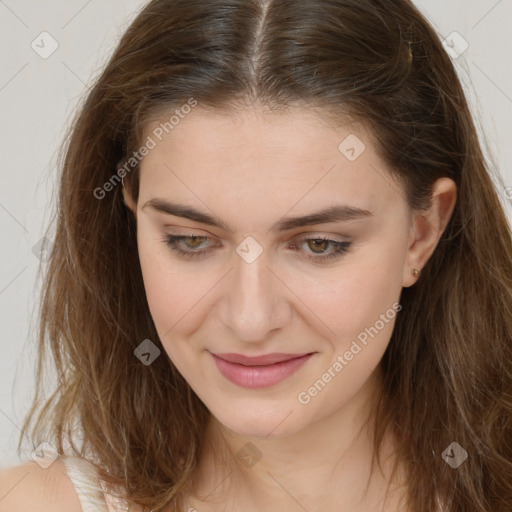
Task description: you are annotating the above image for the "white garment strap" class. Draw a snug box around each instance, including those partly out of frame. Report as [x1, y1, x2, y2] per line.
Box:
[62, 454, 146, 512]
[61, 455, 110, 512]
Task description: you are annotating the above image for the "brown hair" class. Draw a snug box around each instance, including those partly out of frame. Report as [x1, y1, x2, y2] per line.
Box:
[20, 0, 512, 510]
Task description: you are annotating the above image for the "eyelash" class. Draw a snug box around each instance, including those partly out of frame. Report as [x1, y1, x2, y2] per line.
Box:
[163, 234, 352, 263]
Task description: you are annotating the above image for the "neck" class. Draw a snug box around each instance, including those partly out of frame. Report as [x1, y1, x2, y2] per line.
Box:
[187, 366, 406, 512]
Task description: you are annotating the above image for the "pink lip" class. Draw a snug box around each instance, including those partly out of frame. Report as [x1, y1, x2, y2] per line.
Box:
[210, 352, 315, 388]
[214, 352, 310, 365]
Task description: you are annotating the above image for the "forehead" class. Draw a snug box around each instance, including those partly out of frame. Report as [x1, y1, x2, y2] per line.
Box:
[142, 105, 360, 162]
[138, 106, 407, 222]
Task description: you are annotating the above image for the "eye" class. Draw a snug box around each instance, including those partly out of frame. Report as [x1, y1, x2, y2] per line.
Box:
[162, 234, 352, 262]
[163, 234, 212, 260]
[292, 236, 352, 262]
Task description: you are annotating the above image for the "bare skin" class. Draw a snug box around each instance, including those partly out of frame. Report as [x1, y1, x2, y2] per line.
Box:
[122, 104, 456, 512]
[183, 366, 409, 512]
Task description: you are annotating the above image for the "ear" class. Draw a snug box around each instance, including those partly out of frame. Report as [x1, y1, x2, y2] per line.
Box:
[122, 182, 137, 215]
[402, 177, 457, 287]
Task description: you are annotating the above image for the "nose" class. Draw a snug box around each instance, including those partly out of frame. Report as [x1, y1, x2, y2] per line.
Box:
[216, 243, 292, 343]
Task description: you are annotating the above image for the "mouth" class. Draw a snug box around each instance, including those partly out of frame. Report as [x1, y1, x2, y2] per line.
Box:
[212, 352, 313, 365]
[209, 351, 316, 388]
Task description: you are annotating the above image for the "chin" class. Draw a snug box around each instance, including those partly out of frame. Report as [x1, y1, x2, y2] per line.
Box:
[209, 401, 312, 440]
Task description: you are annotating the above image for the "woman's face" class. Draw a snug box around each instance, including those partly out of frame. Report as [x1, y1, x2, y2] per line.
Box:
[126, 105, 416, 438]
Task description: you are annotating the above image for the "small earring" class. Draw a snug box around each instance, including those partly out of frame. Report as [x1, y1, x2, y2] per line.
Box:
[411, 267, 420, 276]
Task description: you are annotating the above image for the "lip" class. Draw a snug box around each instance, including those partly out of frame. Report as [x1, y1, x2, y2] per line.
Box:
[210, 351, 315, 388]
[213, 352, 311, 365]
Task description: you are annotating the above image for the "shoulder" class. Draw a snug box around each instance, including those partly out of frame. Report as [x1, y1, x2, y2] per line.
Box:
[0, 458, 82, 512]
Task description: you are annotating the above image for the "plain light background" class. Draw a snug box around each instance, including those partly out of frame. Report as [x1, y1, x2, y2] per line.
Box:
[1, 0, 511, 468]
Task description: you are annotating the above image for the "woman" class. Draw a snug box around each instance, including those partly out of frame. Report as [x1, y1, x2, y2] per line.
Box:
[1, 0, 511, 511]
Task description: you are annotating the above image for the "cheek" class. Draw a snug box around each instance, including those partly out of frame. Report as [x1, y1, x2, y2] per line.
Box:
[294, 247, 404, 343]
[136, 226, 196, 335]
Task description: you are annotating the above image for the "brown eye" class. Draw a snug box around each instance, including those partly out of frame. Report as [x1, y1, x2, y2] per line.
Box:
[292, 236, 352, 262]
[306, 238, 330, 253]
[164, 234, 212, 260]
[181, 236, 207, 249]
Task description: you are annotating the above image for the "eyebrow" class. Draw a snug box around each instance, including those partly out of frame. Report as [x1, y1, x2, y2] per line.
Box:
[142, 198, 373, 232]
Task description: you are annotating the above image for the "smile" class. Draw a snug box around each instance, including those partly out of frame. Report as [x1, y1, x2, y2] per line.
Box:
[209, 352, 315, 388]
